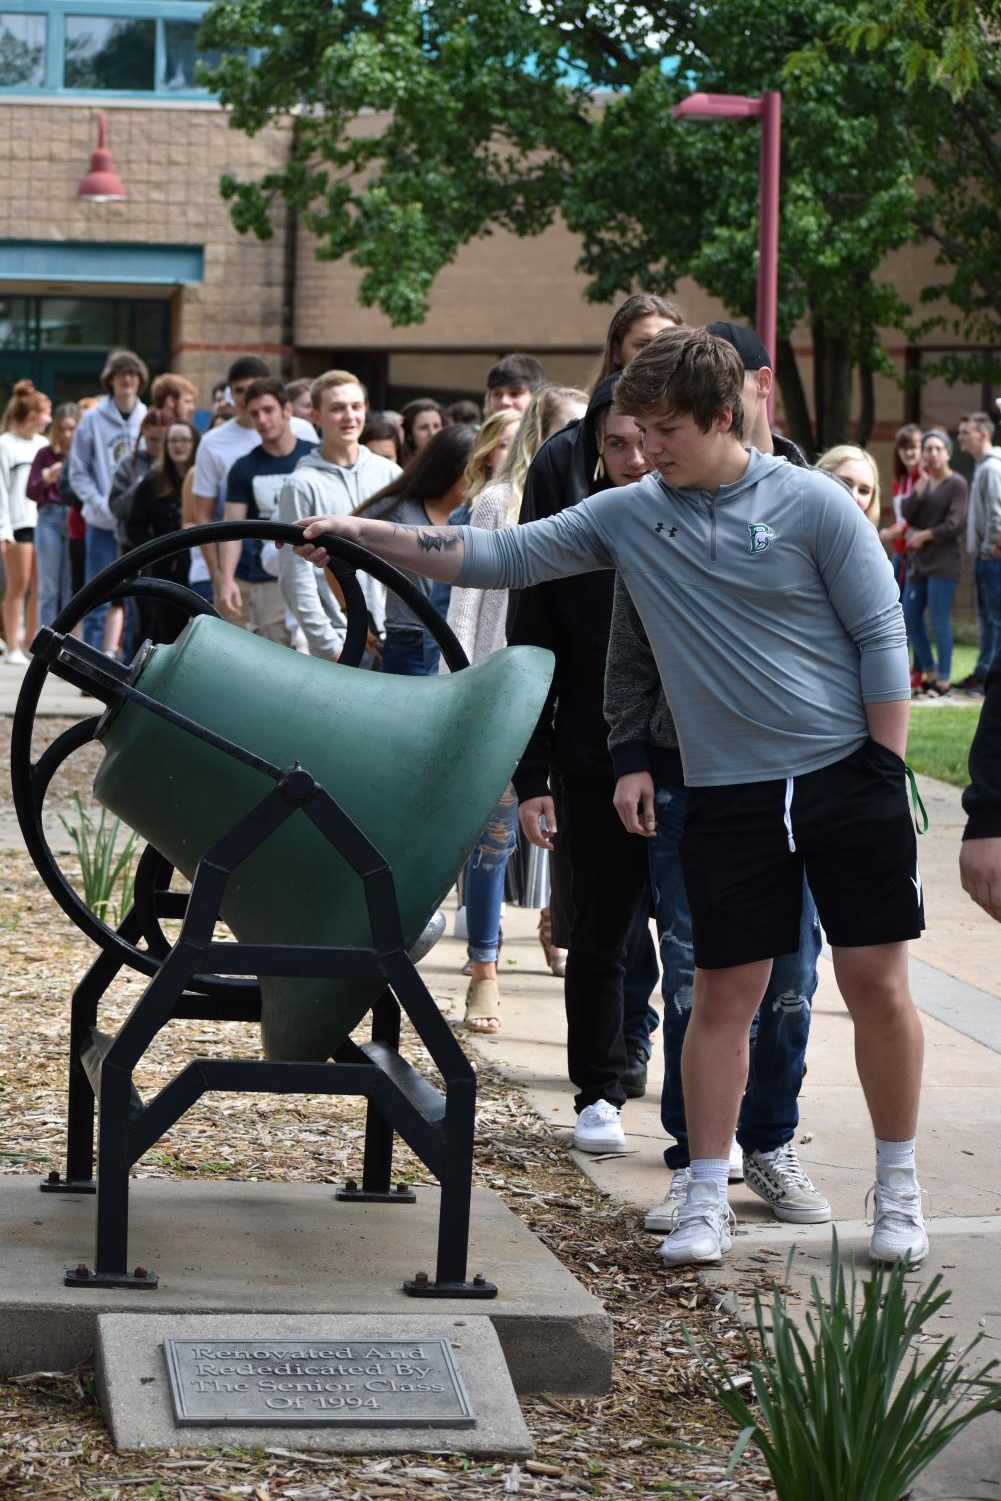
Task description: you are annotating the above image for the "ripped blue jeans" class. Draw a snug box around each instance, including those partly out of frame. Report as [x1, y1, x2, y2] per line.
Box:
[649, 780, 821, 1168]
[465, 782, 519, 963]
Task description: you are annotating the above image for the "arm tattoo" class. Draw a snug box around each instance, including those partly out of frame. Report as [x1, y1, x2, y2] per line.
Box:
[413, 527, 460, 554]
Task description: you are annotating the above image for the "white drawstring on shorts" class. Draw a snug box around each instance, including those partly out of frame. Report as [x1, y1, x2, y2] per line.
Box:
[783, 777, 796, 853]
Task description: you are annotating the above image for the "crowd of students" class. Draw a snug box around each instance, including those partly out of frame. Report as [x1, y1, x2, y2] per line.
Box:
[881, 416, 1001, 699]
[2, 307, 999, 1275]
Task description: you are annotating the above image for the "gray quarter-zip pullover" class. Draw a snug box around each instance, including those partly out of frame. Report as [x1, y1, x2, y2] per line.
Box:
[455, 448, 909, 787]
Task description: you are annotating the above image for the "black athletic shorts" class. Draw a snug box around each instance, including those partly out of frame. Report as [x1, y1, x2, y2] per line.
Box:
[12, 526, 33, 544]
[679, 738, 924, 969]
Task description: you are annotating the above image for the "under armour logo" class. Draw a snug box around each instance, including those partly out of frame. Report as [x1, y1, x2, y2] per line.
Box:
[655, 522, 678, 538]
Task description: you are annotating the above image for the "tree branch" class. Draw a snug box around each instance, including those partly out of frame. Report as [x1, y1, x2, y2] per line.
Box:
[954, 100, 1001, 187]
[922, 221, 1001, 311]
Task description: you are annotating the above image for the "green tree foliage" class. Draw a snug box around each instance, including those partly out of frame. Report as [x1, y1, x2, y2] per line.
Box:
[834, 1, 1001, 385]
[197, 0, 614, 326]
[564, 1, 918, 447]
[197, 1, 965, 447]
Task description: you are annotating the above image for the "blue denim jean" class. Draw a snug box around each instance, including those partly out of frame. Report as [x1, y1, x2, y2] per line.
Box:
[973, 557, 1001, 679]
[381, 627, 439, 675]
[904, 575, 957, 681]
[82, 522, 119, 650]
[34, 504, 71, 629]
[465, 783, 519, 963]
[648, 780, 821, 1168]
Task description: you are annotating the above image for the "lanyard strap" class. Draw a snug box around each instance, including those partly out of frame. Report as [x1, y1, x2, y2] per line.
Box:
[905, 764, 929, 834]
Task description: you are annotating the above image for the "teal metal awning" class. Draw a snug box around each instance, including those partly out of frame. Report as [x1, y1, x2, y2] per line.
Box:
[0, 241, 204, 284]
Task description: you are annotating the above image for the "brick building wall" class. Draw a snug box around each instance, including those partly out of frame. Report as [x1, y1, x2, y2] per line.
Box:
[0, 100, 294, 400]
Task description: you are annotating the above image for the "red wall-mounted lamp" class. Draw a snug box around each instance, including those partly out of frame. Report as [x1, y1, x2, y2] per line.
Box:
[77, 112, 127, 202]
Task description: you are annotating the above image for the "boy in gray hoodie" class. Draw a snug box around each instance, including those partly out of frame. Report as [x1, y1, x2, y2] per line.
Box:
[68, 347, 148, 651]
[293, 326, 926, 1272]
[278, 370, 400, 659]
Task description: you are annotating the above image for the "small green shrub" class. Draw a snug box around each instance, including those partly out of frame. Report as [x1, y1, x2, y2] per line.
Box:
[59, 793, 140, 927]
[692, 1235, 1001, 1501]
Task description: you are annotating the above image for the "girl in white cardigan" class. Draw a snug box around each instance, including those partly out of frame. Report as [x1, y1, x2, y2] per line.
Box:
[0, 380, 49, 662]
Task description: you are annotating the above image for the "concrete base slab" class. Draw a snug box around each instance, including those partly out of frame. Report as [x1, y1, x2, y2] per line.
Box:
[0, 1178, 610, 1395]
[96, 1313, 532, 1456]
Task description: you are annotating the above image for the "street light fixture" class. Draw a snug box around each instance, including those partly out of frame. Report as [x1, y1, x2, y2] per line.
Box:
[77, 112, 127, 202]
[672, 90, 781, 421]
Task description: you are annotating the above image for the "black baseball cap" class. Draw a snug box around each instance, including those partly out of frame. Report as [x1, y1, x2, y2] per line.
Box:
[707, 321, 772, 372]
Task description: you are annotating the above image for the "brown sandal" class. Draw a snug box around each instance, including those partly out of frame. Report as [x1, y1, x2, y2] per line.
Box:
[463, 977, 501, 1033]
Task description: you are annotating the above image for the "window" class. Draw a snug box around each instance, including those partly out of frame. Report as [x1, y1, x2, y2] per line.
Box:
[64, 14, 154, 89]
[0, 11, 46, 86]
[0, 1, 234, 95]
[162, 19, 203, 90]
[38, 296, 129, 349]
[0, 297, 32, 351]
[0, 295, 169, 355]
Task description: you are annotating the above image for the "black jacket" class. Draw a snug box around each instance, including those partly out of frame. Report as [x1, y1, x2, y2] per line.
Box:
[509, 376, 622, 800]
[962, 648, 1001, 839]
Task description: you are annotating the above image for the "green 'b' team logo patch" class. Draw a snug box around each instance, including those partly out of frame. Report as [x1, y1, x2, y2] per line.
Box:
[748, 523, 775, 553]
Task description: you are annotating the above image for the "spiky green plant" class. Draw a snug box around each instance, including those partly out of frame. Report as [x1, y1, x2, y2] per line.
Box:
[691, 1234, 1001, 1501]
[59, 794, 140, 928]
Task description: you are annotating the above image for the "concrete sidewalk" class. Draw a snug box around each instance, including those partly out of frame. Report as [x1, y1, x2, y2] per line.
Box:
[2, 655, 999, 1492]
[424, 779, 1001, 1500]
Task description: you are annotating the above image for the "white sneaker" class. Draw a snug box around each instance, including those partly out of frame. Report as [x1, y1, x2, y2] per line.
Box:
[867, 1170, 929, 1265]
[644, 1166, 691, 1232]
[573, 1099, 626, 1154]
[4, 648, 27, 665]
[659, 1180, 735, 1266]
[728, 1137, 744, 1182]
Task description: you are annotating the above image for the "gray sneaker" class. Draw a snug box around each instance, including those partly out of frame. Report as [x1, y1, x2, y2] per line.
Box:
[743, 1142, 832, 1224]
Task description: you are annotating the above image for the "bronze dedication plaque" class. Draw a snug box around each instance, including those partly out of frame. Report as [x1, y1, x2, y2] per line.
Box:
[163, 1337, 475, 1428]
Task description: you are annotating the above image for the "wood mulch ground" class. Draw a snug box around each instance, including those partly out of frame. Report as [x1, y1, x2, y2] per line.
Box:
[1, 717, 777, 1500]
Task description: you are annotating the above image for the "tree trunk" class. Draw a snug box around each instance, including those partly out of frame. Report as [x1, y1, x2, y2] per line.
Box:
[856, 357, 875, 448]
[813, 322, 853, 450]
[775, 337, 815, 456]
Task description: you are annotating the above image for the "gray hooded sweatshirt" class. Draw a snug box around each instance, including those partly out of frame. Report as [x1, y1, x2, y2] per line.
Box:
[456, 448, 909, 787]
[68, 393, 147, 532]
[278, 446, 400, 658]
[966, 445, 1001, 557]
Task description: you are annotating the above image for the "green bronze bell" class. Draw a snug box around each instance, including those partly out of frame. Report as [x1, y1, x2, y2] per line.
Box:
[92, 615, 553, 1061]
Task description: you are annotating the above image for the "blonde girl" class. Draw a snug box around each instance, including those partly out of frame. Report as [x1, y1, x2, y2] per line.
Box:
[462, 409, 520, 508]
[817, 444, 881, 526]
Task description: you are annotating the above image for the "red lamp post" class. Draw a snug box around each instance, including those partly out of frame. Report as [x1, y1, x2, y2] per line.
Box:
[672, 90, 781, 421]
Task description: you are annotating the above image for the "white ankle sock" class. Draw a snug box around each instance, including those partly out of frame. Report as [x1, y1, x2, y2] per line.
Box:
[875, 1137, 917, 1182]
[690, 1158, 730, 1196]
